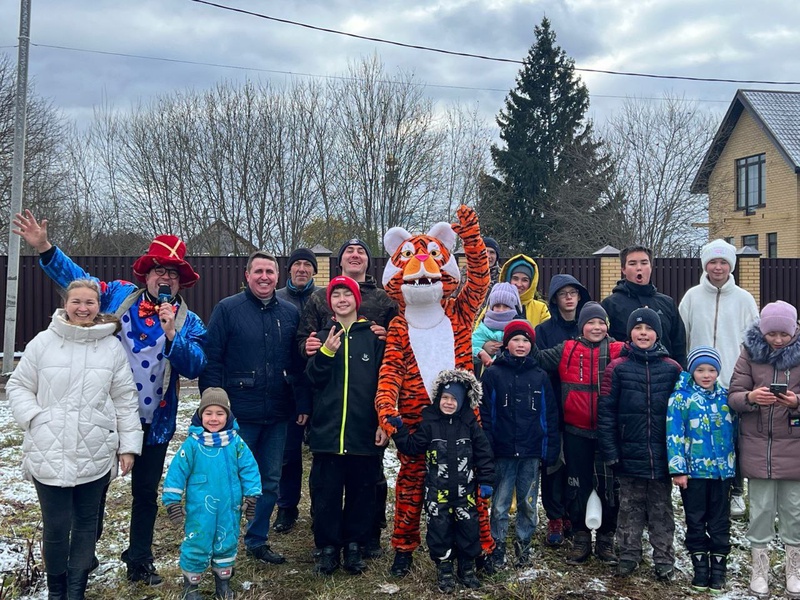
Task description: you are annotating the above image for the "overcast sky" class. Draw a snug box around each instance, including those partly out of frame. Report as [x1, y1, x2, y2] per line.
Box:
[2, 0, 799, 131]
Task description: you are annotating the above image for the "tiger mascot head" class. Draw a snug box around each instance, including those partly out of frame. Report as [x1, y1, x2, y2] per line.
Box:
[382, 222, 461, 310]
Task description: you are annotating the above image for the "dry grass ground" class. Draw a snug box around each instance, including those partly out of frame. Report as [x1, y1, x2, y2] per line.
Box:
[0, 386, 790, 599]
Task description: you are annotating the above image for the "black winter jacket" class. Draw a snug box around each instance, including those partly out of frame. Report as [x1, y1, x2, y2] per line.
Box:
[601, 279, 687, 367]
[296, 275, 397, 357]
[597, 342, 682, 480]
[305, 318, 384, 456]
[276, 280, 321, 313]
[479, 352, 560, 465]
[535, 274, 590, 350]
[393, 369, 494, 508]
[200, 289, 310, 423]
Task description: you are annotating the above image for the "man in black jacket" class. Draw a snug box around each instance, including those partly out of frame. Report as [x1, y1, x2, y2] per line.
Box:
[274, 248, 321, 534]
[601, 245, 687, 367]
[200, 251, 310, 566]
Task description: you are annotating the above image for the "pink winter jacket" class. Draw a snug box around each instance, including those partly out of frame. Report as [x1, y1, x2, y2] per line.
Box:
[728, 322, 800, 481]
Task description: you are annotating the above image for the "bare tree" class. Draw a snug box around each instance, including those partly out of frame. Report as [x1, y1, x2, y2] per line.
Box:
[603, 93, 717, 256]
[0, 54, 70, 253]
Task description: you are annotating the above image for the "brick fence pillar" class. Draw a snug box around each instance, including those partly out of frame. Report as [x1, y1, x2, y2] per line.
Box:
[736, 246, 761, 308]
[312, 244, 333, 285]
[594, 245, 621, 299]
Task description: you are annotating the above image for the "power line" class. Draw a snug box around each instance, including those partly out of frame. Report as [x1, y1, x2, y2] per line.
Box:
[190, 0, 800, 86]
[7, 42, 733, 105]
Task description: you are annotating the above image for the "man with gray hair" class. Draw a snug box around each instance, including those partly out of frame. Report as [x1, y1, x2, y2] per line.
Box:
[679, 238, 758, 518]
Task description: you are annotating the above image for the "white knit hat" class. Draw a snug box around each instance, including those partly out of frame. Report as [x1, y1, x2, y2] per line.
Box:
[701, 239, 737, 270]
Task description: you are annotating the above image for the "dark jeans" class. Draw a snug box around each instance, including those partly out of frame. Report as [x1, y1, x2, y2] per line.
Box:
[732, 437, 744, 496]
[541, 461, 568, 521]
[277, 420, 305, 510]
[680, 478, 732, 555]
[34, 472, 111, 574]
[310, 453, 380, 549]
[126, 432, 170, 563]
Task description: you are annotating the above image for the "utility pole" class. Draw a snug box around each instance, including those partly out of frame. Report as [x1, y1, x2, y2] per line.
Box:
[3, 0, 32, 375]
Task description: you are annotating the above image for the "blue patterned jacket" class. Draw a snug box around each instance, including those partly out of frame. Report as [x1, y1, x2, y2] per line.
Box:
[666, 371, 736, 479]
[40, 246, 207, 445]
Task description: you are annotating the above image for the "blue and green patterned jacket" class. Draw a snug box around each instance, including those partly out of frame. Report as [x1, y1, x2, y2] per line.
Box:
[666, 371, 736, 479]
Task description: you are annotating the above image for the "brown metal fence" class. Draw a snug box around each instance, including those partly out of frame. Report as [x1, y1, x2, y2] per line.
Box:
[761, 258, 800, 307]
[4, 253, 792, 353]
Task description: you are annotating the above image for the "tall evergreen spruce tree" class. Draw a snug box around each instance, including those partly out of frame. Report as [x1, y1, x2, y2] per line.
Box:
[482, 17, 609, 255]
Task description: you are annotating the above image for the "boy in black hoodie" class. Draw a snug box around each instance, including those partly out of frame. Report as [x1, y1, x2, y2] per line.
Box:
[389, 369, 494, 594]
[597, 308, 681, 580]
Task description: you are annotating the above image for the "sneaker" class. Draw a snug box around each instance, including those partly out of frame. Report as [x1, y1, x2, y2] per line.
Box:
[89, 556, 100, 575]
[437, 560, 456, 594]
[247, 544, 286, 565]
[343, 542, 367, 574]
[654, 563, 674, 581]
[361, 535, 383, 559]
[616, 560, 638, 577]
[314, 546, 339, 576]
[273, 506, 298, 534]
[390, 550, 414, 577]
[121, 551, 163, 587]
[594, 535, 619, 565]
[730, 495, 746, 518]
[546, 518, 564, 546]
[489, 546, 506, 571]
[456, 558, 481, 589]
[566, 531, 592, 565]
[514, 540, 534, 567]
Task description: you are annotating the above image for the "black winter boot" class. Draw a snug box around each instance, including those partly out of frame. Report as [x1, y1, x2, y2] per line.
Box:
[389, 550, 413, 577]
[566, 531, 592, 565]
[213, 567, 234, 600]
[314, 546, 340, 576]
[456, 558, 481, 589]
[709, 553, 727, 593]
[690, 552, 710, 591]
[46, 572, 67, 600]
[594, 533, 619, 564]
[436, 560, 456, 594]
[343, 542, 367, 574]
[66, 568, 90, 600]
[182, 573, 203, 600]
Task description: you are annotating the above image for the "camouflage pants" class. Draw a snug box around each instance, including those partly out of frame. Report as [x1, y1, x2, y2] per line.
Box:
[616, 476, 675, 565]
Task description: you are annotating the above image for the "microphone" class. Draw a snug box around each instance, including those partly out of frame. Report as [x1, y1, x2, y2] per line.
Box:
[157, 285, 172, 305]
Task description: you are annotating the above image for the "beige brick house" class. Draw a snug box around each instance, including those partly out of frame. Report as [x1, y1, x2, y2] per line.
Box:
[691, 90, 800, 257]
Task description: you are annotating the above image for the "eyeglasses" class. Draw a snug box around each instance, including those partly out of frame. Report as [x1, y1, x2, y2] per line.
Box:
[556, 290, 579, 299]
[152, 266, 180, 280]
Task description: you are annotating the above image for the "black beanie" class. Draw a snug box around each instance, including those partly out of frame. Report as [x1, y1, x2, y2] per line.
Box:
[577, 301, 608, 333]
[440, 381, 468, 412]
[483, 236, 501, 264]
[338, 238, 372, 271]
[287, 248, 318, 274]
[627, 307, 662, 341]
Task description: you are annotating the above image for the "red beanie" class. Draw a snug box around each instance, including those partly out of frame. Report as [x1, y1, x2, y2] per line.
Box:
[327, 276, 362, 311]
[503, 319, 536, 346]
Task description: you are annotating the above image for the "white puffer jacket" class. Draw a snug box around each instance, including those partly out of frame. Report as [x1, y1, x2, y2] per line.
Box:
[7, 309, 142, 486]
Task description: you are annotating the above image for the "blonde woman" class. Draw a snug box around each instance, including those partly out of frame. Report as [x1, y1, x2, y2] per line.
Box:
[7, 280, 141, 600]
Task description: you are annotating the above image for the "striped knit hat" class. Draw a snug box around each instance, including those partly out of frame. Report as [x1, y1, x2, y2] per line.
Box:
[687, 346, 722, 375]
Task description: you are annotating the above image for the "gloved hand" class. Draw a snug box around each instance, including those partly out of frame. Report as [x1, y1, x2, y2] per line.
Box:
[387, 416, 403, 430]
[243, 496, 258, 521]
[166, 503, 185, 527]
[479, 485, 493, 499]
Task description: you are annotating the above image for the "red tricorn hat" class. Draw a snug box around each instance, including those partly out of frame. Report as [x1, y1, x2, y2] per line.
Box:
[132, 235, 200, 288]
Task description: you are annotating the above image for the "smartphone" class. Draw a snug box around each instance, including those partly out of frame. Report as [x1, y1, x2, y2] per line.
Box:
[770, 383, 788, 396]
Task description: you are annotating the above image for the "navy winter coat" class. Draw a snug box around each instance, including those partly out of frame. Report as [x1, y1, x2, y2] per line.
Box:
[479, 352, 560, 465]
[200, 288, 310, 423]
[601, 279, 687, 368]
[597, 342, 682, 480]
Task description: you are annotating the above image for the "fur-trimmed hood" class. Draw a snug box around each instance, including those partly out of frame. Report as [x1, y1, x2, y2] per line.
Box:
[743, 319, 800, 371]
[431, 368, 482, 411]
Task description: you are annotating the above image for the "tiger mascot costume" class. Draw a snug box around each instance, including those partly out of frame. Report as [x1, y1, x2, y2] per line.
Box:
[376, 204, 492, 575]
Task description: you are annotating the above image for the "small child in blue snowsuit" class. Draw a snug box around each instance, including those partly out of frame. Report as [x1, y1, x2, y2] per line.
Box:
[667, 346, 736, 593]
[163, 387, 261, 599]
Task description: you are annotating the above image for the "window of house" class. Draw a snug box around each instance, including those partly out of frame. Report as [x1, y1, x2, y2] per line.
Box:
[736, 154, 766, 214]
[742, 234, 758, 250]
[768, 232, 778, 258]
[724, 237, 735, 246]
